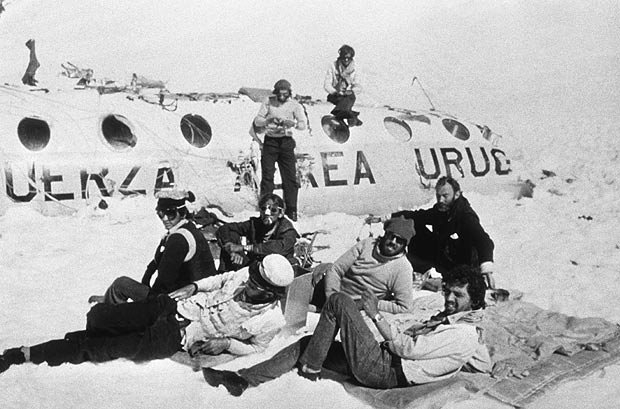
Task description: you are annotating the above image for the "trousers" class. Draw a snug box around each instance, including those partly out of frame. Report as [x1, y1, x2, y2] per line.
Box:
[239, 293, 407, 389]
[29, 295, 182, 367]
[260, 136, 299, 215]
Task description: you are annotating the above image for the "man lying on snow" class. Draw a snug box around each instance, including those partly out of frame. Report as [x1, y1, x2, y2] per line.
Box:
[216, 193, 299, 273]
[0, 254, 294, 374]
[311, 217, 416, 314]
[89, 188, 217, 305]
[202, 265, 492, 396]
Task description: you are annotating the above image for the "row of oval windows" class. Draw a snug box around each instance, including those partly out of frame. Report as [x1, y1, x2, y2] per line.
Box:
[16, 113, 472, 152]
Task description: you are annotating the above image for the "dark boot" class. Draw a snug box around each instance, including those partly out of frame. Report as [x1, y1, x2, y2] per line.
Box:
[0, 347, 26, 374]
[202, 367, 249, 396]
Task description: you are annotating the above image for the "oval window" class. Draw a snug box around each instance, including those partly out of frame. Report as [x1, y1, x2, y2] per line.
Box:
[17, 117, 50, 151]
[321, 115, 350, 144]
[442, 118, 470, 141]
[180, 114, 212, 148]
[383, 116, 412, 142]
[101, 114, 137, 150]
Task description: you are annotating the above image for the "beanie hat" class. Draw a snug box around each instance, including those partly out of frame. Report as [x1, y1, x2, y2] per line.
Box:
[338, 44, 355, 58]
[383, 217, 415, 244]
[273, 79, 292, 94]
[155, 188, 195, 210]
[259, 254, 294, 288]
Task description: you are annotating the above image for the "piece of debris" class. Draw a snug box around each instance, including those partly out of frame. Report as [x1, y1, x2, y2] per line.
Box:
[516, 179, 536, 199]
[578, 215, 593, 221]
[541, 169, 557, 178]
[21, 38, 40, 86]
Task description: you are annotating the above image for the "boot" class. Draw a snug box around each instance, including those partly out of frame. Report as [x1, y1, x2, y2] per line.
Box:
[0, 347, 26, 374]
[202, 367, 249, 396]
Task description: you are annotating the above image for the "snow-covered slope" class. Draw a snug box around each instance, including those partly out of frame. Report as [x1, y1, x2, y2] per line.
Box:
[1, 1, 619, 408]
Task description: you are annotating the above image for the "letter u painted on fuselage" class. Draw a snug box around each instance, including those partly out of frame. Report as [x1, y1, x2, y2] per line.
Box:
[414, 146, 510, 180]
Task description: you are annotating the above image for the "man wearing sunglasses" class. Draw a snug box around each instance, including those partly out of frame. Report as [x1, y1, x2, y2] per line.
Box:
[254, 79, 308, 222]
[311, 217, 415, 314]
[216, 193, 299, 273]
[88, 189, 217, 305]
[0, 254, 294, 374]
[324, 44, 363, 127]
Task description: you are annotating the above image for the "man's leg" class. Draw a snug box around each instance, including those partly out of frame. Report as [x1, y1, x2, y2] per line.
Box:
[299, 293, 403, 389]
[202, 336, 310, 396]
[278, 138, 299, 218]
[101, 276, 151, 304]
[259, 137, 278, 197]
[26, 296, 181, 367]
[86, 294, 176, 336]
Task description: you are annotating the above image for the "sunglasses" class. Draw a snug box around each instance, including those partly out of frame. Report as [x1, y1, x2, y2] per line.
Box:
[156, 208, 179, 220]
[260, 204, 281, 213]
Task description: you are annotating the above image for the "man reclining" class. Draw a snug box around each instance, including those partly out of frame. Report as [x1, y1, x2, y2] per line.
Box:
[202, 265, 492, 396]
[0, 254, 293, 373]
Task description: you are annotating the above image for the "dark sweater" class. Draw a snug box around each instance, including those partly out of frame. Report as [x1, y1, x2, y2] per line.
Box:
[142, 221, 217, 294]
[393, 196, 494, 271]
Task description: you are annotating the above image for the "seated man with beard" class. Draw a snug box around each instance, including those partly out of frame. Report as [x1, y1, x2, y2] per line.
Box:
[311, 217, 415, 314]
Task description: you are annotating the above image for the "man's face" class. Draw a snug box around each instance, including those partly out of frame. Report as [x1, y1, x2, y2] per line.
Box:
[244, 271, 275, 302]
[443, 283, 472, 315]
[275, 89, 290, 103]
[340, 54, 353, 67]
[435, 183, 460, 212]
[259, 200, 282, 226]
[378, 232, 407, 257]
[157, 207, 183, 230]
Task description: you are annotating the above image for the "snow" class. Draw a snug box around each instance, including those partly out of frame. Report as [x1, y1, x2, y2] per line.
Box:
[1, 0, 620, 408]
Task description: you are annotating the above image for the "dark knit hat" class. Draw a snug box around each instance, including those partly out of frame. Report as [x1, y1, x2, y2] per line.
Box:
[155, 189, 195, 210]
[273, 79, 292, 94]
[383, 217, 415, 244]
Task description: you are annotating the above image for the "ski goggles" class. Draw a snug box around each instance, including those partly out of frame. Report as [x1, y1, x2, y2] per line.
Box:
[156, 207, 181, 220]
[259, 204, 282, 214]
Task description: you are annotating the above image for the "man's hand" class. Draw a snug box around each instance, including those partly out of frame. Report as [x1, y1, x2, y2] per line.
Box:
[360, 287, 379, 318]
[169, 284, 197, 301]
[482, 272, 496, 289]
[364, 215, 382, 224]
[188, 338, 231, 357]
[281, 119, 296, 128]
[223, 242, 243, 254]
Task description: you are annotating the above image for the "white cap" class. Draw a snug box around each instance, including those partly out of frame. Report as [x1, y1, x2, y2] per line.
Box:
[260, 254, 294, 287]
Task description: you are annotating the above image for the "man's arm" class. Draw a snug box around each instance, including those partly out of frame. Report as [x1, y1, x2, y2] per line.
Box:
[324, 241, 363, 298]
[253, 102, 270, 128]
[389, 324, 481, 362]
[250, 221, 298, 258]
[376, 260, 414, 314]
[293, 102, 307, 131]
[323, 64, 337, 94]
[150, 234, 189, 293]
[461, 214, 494, 265]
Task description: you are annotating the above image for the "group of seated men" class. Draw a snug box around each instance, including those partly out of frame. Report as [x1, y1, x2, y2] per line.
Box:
[0, 175, 498, 396]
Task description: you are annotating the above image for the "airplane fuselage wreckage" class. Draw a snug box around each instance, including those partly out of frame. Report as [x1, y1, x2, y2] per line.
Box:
[0, 83, 514, 216]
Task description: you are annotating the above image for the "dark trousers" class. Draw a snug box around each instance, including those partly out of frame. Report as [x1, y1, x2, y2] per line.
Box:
[239, 293, 407, 389]
[260, 136, 299, 214]
[327, 93, 357, 120]
[103, 276, 151, 304]
[29, 295, 182, 367]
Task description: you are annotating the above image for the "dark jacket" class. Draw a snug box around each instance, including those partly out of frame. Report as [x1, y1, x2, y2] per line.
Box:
[393, 196, 494, 272]
[142, 221, 217, 294]
[216, 217, 299, 267]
